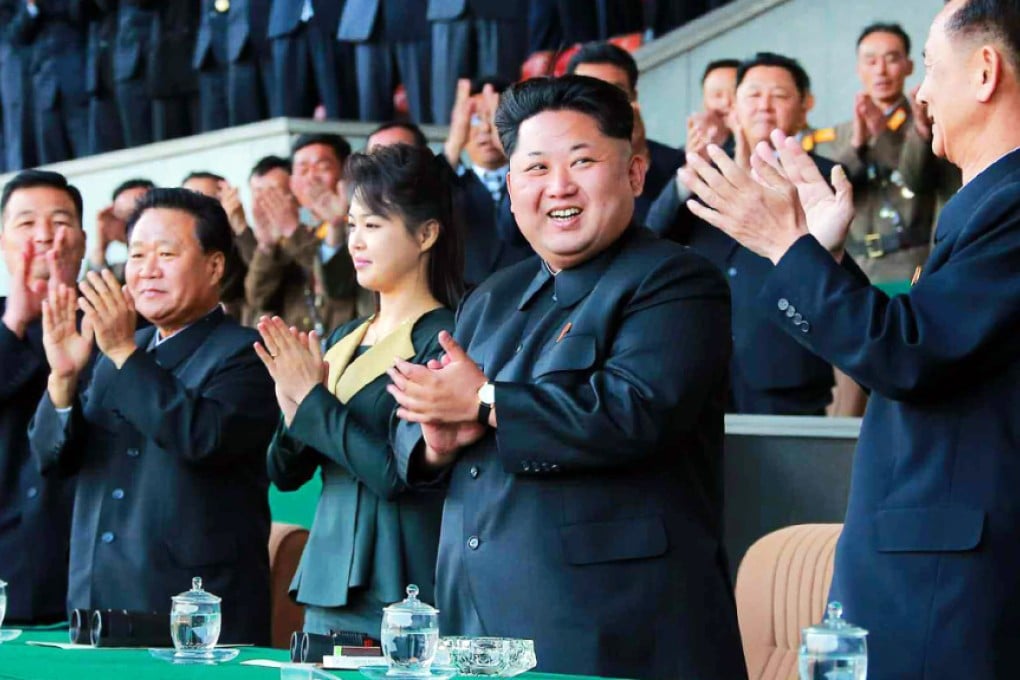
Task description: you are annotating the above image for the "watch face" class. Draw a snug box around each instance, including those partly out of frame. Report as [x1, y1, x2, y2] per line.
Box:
[479, 383, 495, 405]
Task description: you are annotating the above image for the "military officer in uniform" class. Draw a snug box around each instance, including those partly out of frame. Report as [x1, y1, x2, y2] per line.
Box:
[810, 23, 945, 284]
[193, 0, 231, 132]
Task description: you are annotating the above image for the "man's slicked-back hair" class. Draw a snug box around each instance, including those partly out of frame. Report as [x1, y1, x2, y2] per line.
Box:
[565, 41, 640, 91]
[291, 133, 353, 163]
[1, 169, 84, 224]
[494, 75, 634, 158]
[701, 58, 742, 85]
[736, 52, 812, 97]
[857, 22, 912, 54]
[125, 187, 233, 257]
[250, 155, 292, 178]
[112, 178, 156, 202]
[368, 121, 429, 149]
[182, 171, 225, 185]
[945, 0, 1020, 71]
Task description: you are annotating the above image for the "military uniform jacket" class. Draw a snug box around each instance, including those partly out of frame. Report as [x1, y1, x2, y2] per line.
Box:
[812, 100, 938, 283]
[394, 226, 747, 680]
[268, 309, 451, 611]
[0, 304, 74, 623]
[758, 148, 1020, 679]
[29, 309, 277, 645]
[244, 226, 374, 334]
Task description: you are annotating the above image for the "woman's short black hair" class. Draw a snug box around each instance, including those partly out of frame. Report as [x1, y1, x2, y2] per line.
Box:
[344, 144, 464, 309]
[493, 75, 634, 158]
[1, 170, 84, 223]
[125, 187, 233, 257]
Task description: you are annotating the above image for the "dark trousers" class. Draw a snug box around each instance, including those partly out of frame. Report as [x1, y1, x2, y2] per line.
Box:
[115, 76, 154, 147]
[271, 23, 357, 120]
[0, 45, 36, 170]
[228, 52, 273, 125]
[153, 94, 198, 141]
[353, 39, 431, 124]
[198, 66, 230, 132]
[34, 90, 89, 164]
[430, 17, 526, 124]
[88, 93, 125, 155]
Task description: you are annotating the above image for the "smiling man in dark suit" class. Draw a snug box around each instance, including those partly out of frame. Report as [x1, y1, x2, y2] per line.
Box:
[680, 1, 1020, 676]
[30, 188, 277, 645]
[0, 170, 84, 624]
[649, 52, 837, 416]
[389, 75, 746, 680]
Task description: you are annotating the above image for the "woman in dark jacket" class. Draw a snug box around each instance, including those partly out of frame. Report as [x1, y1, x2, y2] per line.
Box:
[256, 143, 464, 636]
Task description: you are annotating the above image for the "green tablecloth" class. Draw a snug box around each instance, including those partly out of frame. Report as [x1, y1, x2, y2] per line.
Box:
[0, 631, 607, 680]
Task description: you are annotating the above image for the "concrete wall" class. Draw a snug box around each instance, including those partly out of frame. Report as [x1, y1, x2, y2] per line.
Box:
[636, 0, 940, 147]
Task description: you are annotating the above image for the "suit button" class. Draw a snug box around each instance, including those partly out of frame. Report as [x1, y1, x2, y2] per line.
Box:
[552, 294, 558, 302]
[515, 343, 523, 353]
[793, 313, 803, 324]
[26, 486, 38, 499]
[800, 322, 811, 333]
[469, 466, 479, 479]
[111, 488, 125, 500]
[777, 298, 790, 311]
[101, 531, 115, 544]
[467, 536, 480, 550]
[727, 267, 737, 278]
[126, 448, 140, 458]
[785, 306, 796, 318]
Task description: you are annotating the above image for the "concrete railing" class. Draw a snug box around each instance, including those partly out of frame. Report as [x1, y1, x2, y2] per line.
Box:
[0, 118, 448, 294]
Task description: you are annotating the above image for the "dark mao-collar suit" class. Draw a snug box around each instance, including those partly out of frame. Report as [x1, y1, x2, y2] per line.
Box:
[394, 226, 747, 679]
[29, 309, 277, 645]
[647, 151, 837, 415]
[0, 302, 74, 623]
[759, 148, 1020, 678]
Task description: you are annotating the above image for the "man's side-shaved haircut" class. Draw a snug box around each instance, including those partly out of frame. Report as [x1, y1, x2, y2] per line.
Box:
[493, 75, 634, 158]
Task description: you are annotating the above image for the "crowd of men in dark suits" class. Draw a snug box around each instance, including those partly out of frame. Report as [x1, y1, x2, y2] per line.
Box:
[0, 0, 732, 172]
[4, 0, 1012, 677]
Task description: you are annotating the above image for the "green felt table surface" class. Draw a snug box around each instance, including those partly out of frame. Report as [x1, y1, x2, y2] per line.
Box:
[0, 630, 610, 680]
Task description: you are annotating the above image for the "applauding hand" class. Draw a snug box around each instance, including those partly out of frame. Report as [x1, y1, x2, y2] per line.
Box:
[42, 283, 95, 408]
[388, 332, 488, 467]
[78, 270, 138, 368]
[254, 316, 327, 425]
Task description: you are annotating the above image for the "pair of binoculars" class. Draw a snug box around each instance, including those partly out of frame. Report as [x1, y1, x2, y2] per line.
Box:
[69, 609, 170, 648]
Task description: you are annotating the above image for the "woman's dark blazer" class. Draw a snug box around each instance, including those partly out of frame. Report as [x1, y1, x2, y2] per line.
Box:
[268, 308, 453, 609]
